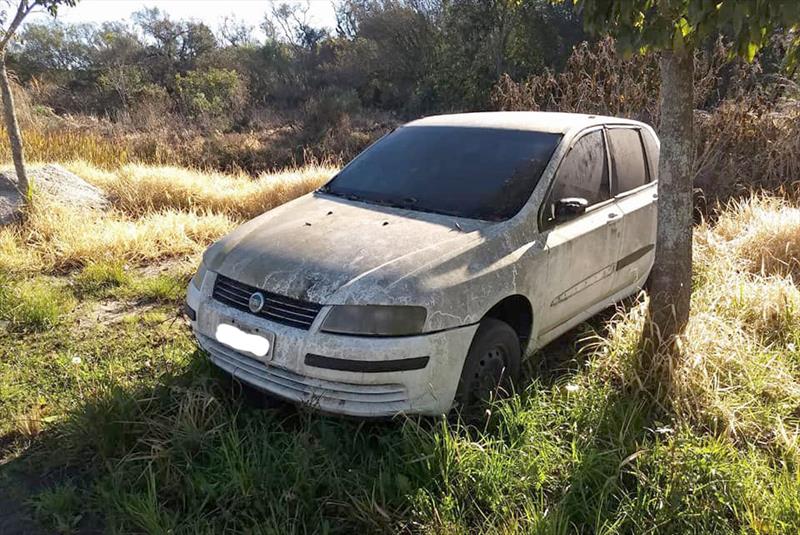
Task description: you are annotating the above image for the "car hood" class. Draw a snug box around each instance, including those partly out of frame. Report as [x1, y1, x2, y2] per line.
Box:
[204, 193, 488, 303]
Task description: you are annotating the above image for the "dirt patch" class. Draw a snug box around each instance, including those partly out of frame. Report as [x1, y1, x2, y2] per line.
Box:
[76, 300, 158, 329]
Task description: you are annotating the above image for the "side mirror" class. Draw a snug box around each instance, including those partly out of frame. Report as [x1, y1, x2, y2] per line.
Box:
[554, 197, 588, 223]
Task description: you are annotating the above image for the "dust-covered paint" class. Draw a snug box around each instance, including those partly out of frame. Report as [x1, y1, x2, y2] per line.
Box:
[188, 111, 659, 416]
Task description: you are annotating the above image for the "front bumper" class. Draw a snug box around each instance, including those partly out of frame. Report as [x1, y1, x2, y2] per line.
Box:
[186, 273, 478, 417]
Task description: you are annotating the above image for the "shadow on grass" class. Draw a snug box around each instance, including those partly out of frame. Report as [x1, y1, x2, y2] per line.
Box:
[1, 305, 660, 534]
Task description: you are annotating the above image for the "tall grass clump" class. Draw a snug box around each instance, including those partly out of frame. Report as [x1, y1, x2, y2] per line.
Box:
[0, 161, 335, 274]
[705, 195, 800, 279]
[74, 261, 130, 296]
[66, 160, 336, 219]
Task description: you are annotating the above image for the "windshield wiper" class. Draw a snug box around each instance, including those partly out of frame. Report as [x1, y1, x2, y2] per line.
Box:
[363, 197, 419, 210]
[318, 190, 419, 211]
[318, 189, 368, 203]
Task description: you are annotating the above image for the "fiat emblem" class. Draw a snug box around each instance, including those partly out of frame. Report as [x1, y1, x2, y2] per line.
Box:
[248, 292, 265, 313]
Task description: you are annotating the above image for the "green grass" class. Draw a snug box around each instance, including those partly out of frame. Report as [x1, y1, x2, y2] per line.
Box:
[73, 261, 130, 297]
[123, 273, 187, 303]
[0, 275, 75, 331]
[73, 261, 187, 304]
[1, 277, 798, 534]
[30, 483, 83, 534]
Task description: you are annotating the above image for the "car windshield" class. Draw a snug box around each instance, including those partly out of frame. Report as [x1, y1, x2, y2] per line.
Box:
[319, 125, 562, 221]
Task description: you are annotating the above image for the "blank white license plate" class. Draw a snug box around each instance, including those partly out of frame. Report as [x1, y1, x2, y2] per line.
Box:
[215, 322, 273, 360]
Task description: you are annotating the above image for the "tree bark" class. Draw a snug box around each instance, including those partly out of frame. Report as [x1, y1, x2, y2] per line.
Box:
[648, 48, 694, 342]
[0, 52, 29, 202]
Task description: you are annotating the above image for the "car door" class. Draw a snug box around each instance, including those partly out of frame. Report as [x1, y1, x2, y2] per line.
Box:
[538, 128, 624, 336]
[606, 126, 658, 294]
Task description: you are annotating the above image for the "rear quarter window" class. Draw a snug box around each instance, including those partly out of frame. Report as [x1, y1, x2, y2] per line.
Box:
[640, 128, 660, 181]
[607, 128, 649, 194]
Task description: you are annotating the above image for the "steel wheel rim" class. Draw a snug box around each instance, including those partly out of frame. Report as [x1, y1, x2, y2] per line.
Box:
[470, 344, 508, 402]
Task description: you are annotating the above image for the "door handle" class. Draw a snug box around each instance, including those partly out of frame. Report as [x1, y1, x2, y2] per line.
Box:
[608, 212, 619, 219]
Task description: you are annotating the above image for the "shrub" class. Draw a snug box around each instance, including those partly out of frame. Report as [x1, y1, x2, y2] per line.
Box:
[175, 68, 248, 130]
[490, 37, 662, 123]
[303, 87, 361, 137]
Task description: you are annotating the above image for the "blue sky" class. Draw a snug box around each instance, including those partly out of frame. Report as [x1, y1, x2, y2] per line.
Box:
[28, 0, 338, 35]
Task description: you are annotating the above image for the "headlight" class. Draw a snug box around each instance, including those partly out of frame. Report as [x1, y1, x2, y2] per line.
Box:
[321, 305, 427, 336]
[190, 262, 208, 290]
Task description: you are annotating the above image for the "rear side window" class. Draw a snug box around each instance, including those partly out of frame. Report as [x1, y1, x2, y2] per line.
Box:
[641, 128, 660, 181]
[607, 128, 648, 194]
[549, 130, 609, 207]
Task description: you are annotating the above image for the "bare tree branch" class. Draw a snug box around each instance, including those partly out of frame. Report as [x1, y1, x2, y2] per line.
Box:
[0, 0, 36, 52]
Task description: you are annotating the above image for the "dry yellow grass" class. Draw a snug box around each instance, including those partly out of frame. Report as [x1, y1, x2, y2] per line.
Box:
[65, 160, 336, 219]
[701, 195, 800, 278]
[674, 196, 800, 445]
[0, 196, 234, 273]
[0, 161, 336, 273]
[594, 194, 800, 452]
[1, 126, 132, 169]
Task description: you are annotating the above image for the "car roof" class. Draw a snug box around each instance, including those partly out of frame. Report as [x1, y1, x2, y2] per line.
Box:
[405, 111, 646, 135]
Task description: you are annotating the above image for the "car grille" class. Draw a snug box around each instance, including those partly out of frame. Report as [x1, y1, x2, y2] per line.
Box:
[197, 334, 409, 413]
[212, 274, 322, 330]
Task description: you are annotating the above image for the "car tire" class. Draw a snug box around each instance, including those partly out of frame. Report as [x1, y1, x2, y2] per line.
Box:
[454, 318, 521, 413]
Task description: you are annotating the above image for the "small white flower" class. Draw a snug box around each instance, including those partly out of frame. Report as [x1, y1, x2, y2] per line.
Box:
[71, 356, 82, 365]
[788, 343, 797, 352]
[565, 383, 580, 393]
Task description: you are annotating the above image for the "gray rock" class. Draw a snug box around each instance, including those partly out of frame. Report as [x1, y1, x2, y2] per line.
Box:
[0, 164, 109, 225]
[0, 172, 22, 225]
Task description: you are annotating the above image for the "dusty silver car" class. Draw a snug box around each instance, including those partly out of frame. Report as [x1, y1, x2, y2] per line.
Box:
[185, 112, 659, 417]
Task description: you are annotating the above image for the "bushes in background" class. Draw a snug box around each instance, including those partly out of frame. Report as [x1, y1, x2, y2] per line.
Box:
[175, 68, 248, 130]
[491, 37, 800, 203]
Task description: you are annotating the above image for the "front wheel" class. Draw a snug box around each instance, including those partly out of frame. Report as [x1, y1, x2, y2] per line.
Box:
[454, 318, 521, 412]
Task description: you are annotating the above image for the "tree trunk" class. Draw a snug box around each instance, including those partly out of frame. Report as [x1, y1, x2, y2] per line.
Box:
[0, 52, 29, 202]
[648, 48, 694, 343]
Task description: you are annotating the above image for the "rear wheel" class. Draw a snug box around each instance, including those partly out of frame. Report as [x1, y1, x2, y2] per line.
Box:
[454, 318, 521, 412]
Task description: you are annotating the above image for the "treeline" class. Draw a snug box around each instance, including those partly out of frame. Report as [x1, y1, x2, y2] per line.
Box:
[9, 0, 585, 130]
[8, 0, 796, 185]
